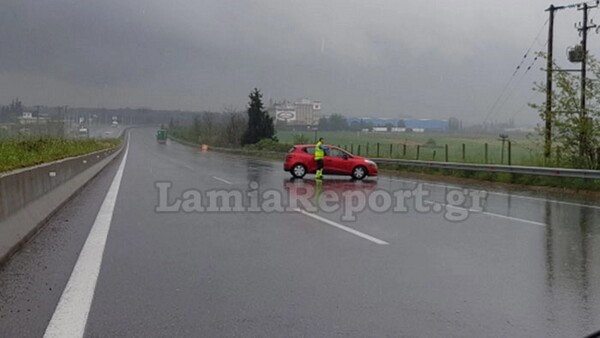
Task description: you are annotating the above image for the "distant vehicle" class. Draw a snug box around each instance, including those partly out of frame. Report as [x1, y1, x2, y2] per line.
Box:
[111, 121, 119, 128]
[78, 128, 89, 138]
[284, 144, 378, 180]
[156, 129, 167, 144]
[104, 131, 112, 135]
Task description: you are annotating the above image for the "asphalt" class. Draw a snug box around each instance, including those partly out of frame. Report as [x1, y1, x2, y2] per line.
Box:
[1, 128, 599, 337]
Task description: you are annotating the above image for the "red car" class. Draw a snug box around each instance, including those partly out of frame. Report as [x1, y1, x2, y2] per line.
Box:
[284, 144, 378, 180]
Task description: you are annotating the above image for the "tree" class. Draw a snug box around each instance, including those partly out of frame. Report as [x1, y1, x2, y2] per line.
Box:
[242, 88, 274, 145]
[0, 98, 24, 123]
[318, 114, 348, 131]
[223, 107, 246, 146]
[349, 119, 373, 132]
[328, 114, 348, 131]
[318, 116, 330, 131]
[531, 53, 600, 169]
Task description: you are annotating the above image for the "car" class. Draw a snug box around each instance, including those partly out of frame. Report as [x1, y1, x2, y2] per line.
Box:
[284, 144, 378, 180]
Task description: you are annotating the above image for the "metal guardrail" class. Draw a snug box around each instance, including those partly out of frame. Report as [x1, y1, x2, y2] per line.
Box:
[373, 158, 600, 179]
[167, 135, 600, 180]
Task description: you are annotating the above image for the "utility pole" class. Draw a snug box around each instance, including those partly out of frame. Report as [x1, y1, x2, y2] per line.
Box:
[576, 2, 597, 156]
[36, 105, 40, 127]
[544, 5, 562, 160]
[499, 134, 509, 164]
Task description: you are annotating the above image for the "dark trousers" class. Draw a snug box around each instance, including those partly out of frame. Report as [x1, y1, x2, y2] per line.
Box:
[316, 159, 323, 170]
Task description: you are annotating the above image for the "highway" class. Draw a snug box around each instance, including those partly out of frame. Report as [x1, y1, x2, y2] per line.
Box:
[88, 124, 124, 138]
[1, 128, 600, 337]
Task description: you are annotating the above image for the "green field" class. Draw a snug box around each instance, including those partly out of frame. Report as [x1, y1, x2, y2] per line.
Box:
[275, 130, 543, 166]
[0, 138, 121, 173]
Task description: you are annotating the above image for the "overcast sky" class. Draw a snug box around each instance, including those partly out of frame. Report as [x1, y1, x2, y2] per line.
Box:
[1, 0, 598, 124]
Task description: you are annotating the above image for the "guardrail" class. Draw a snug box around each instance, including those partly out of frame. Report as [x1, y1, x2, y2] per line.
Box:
[0, 130, 128, 266]
[373, 158, 600, 180]
[167, 136, 600, 180]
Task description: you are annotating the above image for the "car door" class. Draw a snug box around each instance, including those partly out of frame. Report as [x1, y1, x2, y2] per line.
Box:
[324, 148, 348, 174]
[303, 146, 318, 173]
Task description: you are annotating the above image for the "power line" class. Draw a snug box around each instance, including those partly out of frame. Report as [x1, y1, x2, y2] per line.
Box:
[482, 19, 548, 124]
[492, 50, 544, 118]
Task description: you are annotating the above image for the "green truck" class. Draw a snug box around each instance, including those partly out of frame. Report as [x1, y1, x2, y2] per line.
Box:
[156, 129, 167, 144]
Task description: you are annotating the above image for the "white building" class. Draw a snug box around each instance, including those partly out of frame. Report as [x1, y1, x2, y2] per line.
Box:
[270, 99, 321, 126]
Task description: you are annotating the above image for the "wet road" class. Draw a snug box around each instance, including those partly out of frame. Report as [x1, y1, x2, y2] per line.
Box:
[88, 124, 125, 138]
[1, 128, 600, 337]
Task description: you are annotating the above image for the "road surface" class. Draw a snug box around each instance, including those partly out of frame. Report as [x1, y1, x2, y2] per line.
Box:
[1, 128, 599, 337]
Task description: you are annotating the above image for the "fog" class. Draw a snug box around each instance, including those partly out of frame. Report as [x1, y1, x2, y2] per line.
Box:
[1, 0, 597, 124]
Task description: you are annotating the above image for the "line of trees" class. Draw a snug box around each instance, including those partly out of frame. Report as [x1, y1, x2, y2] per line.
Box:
[318, 114, 349, 131]
[0, 98, 24, 123]
[171, 88, 276, 147]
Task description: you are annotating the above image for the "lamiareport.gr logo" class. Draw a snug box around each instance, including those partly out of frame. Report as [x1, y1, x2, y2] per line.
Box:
[155, 181, 487, 222]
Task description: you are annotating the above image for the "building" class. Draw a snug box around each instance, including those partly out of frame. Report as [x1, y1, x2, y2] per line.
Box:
[404, 119, 448, 131]
[346, 117, 448, 132]
[18, 112, 50, 125]
[269, 99, 321, 126]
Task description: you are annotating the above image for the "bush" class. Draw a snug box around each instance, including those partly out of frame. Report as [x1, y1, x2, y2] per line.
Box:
[292, 133, 310, 144]
[424, 138, 437, 148]
[244, 138, 291, 152]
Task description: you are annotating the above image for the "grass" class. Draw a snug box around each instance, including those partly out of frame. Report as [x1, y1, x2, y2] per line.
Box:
[378, 164, 600, 191]
[0, 138, 121, 173]
[275, 130, 544, 166]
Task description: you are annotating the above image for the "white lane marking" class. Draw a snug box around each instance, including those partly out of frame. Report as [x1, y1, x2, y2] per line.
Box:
[168, 158, 195, 171]
[424, 200, 546, 227]
[212, 176, 233, 185]
[44, 136, 130, 338]
[294, 208, 389, 245]
[386, 177, 600, 210]
[479, 211, 546, 227]
[486, 191, 600, 210]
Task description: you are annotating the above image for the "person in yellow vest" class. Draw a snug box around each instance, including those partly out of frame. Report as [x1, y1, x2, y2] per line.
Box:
[314, 137, 328, 179]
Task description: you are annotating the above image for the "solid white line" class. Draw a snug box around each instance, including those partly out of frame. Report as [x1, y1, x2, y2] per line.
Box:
[424, 200, 546, 227]
[486, 191, 600, 210]
[44, 136, 130, 338]
[294, 208, 389, 245]
[479, 211, 546, 227]
[212, 176, 233, 185]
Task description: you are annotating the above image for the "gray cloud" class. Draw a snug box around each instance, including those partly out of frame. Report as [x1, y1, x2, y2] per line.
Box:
[0, 0, 595, 124]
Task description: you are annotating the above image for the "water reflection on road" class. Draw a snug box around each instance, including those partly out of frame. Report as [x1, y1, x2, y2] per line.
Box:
[543, 200, 600, 336]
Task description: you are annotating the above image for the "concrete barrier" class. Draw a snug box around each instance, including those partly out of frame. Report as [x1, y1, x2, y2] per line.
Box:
[0, 133, 127, 266]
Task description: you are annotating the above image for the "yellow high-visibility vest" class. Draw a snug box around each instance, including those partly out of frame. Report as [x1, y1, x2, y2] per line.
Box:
[315, 141, 324, 160]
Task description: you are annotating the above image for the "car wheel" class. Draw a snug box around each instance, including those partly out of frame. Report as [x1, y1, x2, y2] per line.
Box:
[351, 165, 367, 180]
[291, 164, 307, 178]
